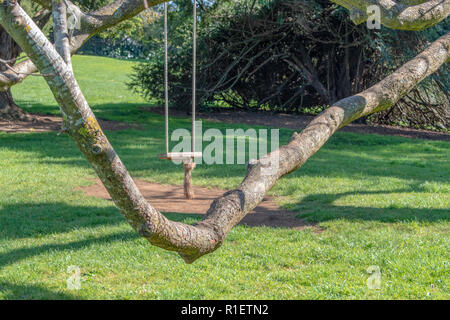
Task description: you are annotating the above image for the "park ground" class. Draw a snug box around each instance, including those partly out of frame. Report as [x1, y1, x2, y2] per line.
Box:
[0, 56, 448, 299]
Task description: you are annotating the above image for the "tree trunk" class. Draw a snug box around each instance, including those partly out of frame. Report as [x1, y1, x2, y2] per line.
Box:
[0, 89, 29, 120]
[0, 24, 28, 120]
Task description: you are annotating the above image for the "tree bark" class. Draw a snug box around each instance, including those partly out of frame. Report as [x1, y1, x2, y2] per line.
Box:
[0, 24, 28, 120]
[0, 89, 29, 120]
[332, 0, 450, 30]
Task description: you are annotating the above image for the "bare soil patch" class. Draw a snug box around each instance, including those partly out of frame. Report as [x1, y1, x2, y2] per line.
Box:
[0, 114, 139, 133]
[79, 179, 310, 230]
[145, 106, 450, 142]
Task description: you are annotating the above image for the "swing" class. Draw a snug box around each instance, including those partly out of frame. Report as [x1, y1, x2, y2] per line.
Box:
[158, 1, 202, 199]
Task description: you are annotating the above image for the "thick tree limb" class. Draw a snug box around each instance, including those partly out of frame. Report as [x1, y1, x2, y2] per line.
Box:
[0, 1, 448, 263]
[52, 0, 72, 70]
[332, 0, 450, 30]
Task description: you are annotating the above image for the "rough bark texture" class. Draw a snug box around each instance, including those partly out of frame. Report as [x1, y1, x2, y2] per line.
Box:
[332, 0, 450, 30]
[52, 0, 71, 70]
[0, 88, 28, 120]
[0, 1, 449, 264]
[0, 23, 27, 120]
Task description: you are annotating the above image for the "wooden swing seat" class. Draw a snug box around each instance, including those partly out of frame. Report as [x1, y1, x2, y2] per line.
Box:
[158, 152, 202, 161]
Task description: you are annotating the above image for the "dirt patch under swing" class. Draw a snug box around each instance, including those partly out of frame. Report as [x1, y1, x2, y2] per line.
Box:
[79, 178, 311, 230]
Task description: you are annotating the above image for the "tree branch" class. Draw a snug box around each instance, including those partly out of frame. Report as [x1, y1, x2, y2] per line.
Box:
[332, 0, 450, 30]
[52, 0, 72, 71]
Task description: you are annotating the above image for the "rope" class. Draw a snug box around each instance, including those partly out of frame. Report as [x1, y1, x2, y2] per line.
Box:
[192, 0, 197, 156]
[164, 1, 197, 157]
[164, 2, 169, 155]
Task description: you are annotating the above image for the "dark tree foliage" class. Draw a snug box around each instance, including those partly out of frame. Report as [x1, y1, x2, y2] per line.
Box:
[129, 0, 449, 131]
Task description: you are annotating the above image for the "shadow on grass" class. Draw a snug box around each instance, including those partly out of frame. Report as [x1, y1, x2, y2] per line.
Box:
[0, 231, 139, 299]
[293, 189, 450, 223]
[0, 231, 139, 270]
[0, 202, 124, 240]
[16, 102, 158, 124]
[0, 203, 200, 299]
[0, 281, 80, 300]
[0, 202, 200, 240]
[0, 191, 446, 298]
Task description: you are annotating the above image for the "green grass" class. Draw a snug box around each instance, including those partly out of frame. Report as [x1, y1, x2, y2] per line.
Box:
[1, 55, 448, 299]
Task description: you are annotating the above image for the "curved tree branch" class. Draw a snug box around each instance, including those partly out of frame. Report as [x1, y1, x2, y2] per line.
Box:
[332, 0, 450, 30]
[0, 1, 448, 263]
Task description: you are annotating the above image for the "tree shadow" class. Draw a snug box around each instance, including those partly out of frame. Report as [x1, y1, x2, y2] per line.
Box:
[0, 231, 139, 270]
[0, 281, 80, 300]
[291, 188, 450, 223]
[0, 202, 200, 299]
[0, 204, 200, 260]
[0, 202, 125, 240]
[0, 230, 140, 300]
[0, 202, 200, 240]
[16, 102, 162, 125]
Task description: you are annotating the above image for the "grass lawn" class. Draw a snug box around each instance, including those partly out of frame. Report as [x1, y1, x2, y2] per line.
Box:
[0, 55, 448, 299]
